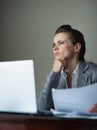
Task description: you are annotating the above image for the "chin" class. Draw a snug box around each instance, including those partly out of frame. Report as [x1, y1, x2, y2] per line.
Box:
[55, 55, 70, 60]
[55, 56, 64, 61]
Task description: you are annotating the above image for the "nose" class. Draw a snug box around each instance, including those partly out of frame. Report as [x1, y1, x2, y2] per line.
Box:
[53, 44, 59, 51]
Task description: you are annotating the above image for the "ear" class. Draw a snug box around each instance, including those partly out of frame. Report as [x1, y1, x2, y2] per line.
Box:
[74, 43, 81, 53]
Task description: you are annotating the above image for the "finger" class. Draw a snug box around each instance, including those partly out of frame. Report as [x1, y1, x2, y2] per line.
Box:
[88, 108, 97, 113]
[93, 104, 97, 107]
[89, 110, 97, 113]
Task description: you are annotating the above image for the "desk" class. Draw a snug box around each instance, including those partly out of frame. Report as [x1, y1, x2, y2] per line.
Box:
[0, 114, 97, 130]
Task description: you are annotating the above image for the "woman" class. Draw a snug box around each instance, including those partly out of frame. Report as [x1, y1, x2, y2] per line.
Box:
[38, 25, 97, 113]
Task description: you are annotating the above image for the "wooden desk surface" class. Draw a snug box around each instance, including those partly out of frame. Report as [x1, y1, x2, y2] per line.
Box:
[0, 113, 97, 130]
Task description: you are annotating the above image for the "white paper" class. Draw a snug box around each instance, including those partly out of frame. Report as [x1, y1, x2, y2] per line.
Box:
[52, 83, 97, 116]
[50, 109, 97, 119]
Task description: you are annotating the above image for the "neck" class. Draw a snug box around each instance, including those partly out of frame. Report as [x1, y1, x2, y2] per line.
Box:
[63, 58, 79, 74]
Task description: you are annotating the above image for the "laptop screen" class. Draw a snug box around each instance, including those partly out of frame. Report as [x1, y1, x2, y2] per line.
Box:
[0, 60, 37, 114]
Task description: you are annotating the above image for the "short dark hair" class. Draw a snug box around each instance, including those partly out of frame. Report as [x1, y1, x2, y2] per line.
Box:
[55, 25, 86, 61]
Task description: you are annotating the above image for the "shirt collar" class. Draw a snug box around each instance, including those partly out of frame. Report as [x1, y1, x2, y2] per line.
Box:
[61, 62, 79, 76]
[72, 62, 79, 74]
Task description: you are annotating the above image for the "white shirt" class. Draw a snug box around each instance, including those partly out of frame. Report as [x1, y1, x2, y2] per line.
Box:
[61, 63, 79, 88]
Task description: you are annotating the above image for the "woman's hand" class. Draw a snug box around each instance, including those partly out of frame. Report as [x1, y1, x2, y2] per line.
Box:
[52, 59, 65, 73]
[88, 104, 97, 113]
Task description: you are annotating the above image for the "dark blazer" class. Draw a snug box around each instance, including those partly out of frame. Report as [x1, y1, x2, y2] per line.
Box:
[38, 61, 97, 110]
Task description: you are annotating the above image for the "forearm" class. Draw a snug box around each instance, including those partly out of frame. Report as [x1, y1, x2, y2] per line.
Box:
[37, 71, 60, 110]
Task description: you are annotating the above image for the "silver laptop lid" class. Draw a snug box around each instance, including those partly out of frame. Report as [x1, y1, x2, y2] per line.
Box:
[0, 60, 37, 114]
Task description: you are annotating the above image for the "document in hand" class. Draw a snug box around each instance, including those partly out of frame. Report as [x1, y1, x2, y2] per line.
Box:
[52, 83, 97, 116]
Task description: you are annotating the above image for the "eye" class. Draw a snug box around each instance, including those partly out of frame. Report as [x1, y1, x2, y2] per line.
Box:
[52, 43, 55, 48]
[58, 41, 64, 45]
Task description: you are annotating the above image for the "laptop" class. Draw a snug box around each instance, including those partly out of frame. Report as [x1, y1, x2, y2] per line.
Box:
[0, 60, 37, 115]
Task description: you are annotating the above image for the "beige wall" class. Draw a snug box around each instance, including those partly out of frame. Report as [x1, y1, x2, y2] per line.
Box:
[0, 0, 97, 98]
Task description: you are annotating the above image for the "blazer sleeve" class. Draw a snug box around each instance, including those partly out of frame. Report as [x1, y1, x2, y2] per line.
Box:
[37, 71, 61, 110]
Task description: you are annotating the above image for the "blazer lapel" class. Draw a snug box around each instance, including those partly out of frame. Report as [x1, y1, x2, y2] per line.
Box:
[77, 61, 91, 87]
[58, 76, 67, 89]
[77, 71, 88, 87]
[77, 62, 92, 87]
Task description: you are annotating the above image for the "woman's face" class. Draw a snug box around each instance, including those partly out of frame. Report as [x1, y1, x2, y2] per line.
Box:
[53, 32, 76, 61]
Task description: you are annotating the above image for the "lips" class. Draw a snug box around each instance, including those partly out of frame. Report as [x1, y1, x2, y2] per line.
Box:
[54, 52, 60, 56]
